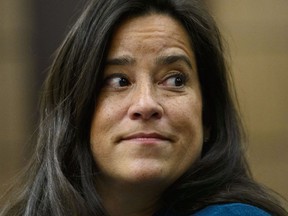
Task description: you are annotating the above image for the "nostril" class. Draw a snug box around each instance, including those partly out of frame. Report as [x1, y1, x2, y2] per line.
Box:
[131, 110, 161, 120]
[128, 97, 164, 120]
[152, 112, 161, 119]
[133, 113, 142, 118]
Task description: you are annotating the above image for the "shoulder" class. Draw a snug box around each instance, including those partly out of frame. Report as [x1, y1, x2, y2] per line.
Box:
[193, 203, 271, 216]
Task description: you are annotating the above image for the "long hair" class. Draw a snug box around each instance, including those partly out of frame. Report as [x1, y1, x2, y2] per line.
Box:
[1, 0, 287, 215]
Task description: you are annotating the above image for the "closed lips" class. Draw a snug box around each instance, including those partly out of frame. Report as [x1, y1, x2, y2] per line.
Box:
[121, 133, 171, 142]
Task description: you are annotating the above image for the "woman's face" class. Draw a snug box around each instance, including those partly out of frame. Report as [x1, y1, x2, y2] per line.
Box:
[90, 14, 203, 188]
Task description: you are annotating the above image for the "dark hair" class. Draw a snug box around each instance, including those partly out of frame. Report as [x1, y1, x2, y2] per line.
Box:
[1, 0, 287, 215]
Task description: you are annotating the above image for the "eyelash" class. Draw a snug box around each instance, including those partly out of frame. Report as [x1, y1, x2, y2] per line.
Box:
[103, 71, 188, 90]
[160, 72, 187, 88]
[103, 73, 131, 89]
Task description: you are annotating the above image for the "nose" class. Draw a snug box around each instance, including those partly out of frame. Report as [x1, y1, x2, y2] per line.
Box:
[128, 84, 163, 120]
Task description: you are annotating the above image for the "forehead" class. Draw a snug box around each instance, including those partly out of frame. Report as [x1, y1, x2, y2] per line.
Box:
[114, 14, 188, 37]
[108, 14, 194, 59]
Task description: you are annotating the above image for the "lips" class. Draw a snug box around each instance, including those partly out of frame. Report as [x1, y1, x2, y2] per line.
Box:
[120, 132, 171, 143]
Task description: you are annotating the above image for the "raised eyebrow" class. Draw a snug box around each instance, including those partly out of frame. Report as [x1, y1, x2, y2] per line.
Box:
[106, 55, 136, 66]
[155, 54, 193, 69]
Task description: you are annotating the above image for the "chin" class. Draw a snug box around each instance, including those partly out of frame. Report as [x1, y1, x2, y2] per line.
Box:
[120, 163, 176, 186]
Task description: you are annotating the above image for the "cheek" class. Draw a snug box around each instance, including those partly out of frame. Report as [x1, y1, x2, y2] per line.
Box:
[162, 96, 203, 180]
[166, 94, 203, 126]
[90, 97, 110, 148]
[90, 95, 131, 158]
[90, 95, 126, 134]
[165, 94, 203, 148]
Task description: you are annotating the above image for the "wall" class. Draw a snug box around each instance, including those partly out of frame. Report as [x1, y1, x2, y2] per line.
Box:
[0, 0, 34, 190]
[208, 0, 288, 199]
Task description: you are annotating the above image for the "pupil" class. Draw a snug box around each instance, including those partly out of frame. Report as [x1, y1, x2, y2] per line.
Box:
[119, 78, 128, 86]
[175, 76, 183, 86]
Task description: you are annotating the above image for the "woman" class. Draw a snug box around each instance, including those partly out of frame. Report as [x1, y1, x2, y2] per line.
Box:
[1, 0, 287, 215]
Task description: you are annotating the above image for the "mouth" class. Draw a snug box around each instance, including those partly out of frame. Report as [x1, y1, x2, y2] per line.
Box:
[120, 132, 172, 144]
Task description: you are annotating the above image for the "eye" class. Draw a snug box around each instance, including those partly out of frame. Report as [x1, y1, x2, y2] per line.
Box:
[104, 73, 131, 89]
[161, 73, 187, 88]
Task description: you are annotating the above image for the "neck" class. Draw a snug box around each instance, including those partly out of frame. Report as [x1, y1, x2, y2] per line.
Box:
[95, 178, 164, 216]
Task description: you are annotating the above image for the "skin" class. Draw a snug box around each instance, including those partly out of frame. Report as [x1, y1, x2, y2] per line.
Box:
[90, 14, 204, 216]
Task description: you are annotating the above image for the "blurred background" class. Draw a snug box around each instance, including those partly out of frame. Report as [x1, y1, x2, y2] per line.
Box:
[0, 0, 287, 202]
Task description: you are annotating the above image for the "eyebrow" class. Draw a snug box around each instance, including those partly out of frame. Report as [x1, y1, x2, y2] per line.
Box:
[106, 54, 193, 69]
[155, 54, 193, 69]
[106, 55, 136, 66]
